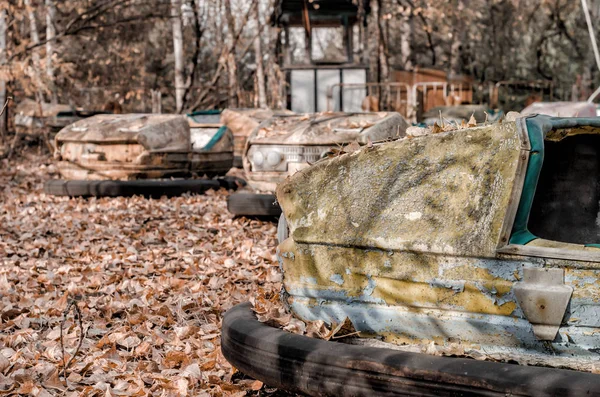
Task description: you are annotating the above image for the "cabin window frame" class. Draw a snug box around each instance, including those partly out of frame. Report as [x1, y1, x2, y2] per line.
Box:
[496, 115, 600, 263]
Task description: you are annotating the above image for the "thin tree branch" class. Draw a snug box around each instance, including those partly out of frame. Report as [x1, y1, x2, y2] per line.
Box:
[59, 299, 86, 386]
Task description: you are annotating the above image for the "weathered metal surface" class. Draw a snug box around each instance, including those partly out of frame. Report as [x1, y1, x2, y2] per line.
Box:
[56, 114, 191, 150]
[275, 118, 600, 369]
[55, 114, 233, 180]
[249, 112, 408, 146]
[244, 112, 408, 191]
[521, 101, 597, 117]
[278, 122, 522, 256]
[513, 268, 573, 340]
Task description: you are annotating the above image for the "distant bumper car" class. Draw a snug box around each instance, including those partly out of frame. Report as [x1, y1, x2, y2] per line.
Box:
[44, 113, 242, 197]
[227, 112, 409, 217]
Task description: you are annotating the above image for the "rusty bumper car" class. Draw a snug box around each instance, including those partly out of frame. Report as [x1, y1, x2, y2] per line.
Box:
[45, 113, 242, 197]
[222, 115, 600, 395]
[227, 111, 409, 217]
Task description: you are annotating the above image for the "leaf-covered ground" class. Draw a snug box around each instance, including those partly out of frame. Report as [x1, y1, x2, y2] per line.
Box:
[0, 150, 286, 396]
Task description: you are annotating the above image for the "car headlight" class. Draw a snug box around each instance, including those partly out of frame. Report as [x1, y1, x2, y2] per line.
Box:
[266, 151, 282, 167]
[253, 150, 265, 166]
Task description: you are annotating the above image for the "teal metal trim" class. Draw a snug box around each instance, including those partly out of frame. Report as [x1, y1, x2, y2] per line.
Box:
[509, 116, 544, 245]
[584, 244, 600, 248]
[187, 109, 222, 124]
[509, 115, 600, 245]
[201, 125, 228, 151]
[187, 109, 222, 116]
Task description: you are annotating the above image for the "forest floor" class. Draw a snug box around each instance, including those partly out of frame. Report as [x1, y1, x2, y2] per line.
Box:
[0, 148, 291, 396]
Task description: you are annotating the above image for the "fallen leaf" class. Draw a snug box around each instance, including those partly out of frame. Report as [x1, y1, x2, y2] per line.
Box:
[468, 114, 477, 127]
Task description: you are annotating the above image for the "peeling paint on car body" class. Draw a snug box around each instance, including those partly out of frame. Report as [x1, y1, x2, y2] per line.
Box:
[54, 113, 233, 180]
[276, 117, 600, 370]
[243, 112, 409, 192]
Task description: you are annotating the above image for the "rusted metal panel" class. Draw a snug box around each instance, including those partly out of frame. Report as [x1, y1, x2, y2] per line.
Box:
[249, 112, 407, 146]
[56, 114, 190, 149]
[275, 118, 600, 370]
[245, 112, 409, 191]
[54, 114, 233, 180]
[278, 122, 522, 257]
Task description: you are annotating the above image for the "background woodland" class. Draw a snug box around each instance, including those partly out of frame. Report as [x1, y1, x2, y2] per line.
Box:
[0, 0, 598, 116]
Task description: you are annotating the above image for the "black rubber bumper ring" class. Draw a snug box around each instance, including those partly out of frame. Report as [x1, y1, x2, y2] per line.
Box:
[227, 192, 281, 217]
[44, 177, 245, 198]
[221, 302, 600, 397]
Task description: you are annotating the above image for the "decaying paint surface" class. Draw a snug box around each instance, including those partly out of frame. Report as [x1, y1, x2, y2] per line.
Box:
[245, 112, 409, 192]
[55, 114, 233, 180]
[276, 119, 600, 369]
[278, 122, 521, 256]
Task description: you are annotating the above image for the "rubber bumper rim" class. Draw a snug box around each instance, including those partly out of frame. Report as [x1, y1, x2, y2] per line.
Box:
[221, 302, 600, 397]
[44, 177, 245, 198]
[226, 192, 281, 217]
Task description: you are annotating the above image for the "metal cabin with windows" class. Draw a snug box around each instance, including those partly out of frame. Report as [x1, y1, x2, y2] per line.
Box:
[272, 0, 370, 113]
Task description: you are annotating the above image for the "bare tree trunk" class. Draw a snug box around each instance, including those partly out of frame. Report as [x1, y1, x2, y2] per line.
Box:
[152, 89, 162, 113]
[24, 0, 45, 103]
[170, 0, 185, 113]
[400, 12, 413, 70]
[448, 0, 464, 80]
[0, 8, 6, 142]
[224, 0, 239, 108]
[376, 0, 390, 108]
[254, 2, 267, 108]
[227, 54, 239, 107]
[367, 0, 380, 84]
[45, 0, 57, 104]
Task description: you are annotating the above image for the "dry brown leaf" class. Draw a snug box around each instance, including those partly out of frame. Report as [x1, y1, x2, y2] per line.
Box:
[468, 114, 477, 127]
[344, 141, 361, 153]
[250, 380, 263, 391]
[283, 318, 306, 335]
[431, 122, 443, 134]
[330, 317, 359, 340]
[0, 147, 283, 394]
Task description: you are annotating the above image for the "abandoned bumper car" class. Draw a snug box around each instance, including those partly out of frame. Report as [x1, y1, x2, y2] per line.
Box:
[44, 112, 242, 197]
[227, 111, 409, 216]
[222, 115, 600, 395]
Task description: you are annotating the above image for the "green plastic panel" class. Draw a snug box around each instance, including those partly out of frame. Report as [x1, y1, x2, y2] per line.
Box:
[201, 125, 228, 151]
